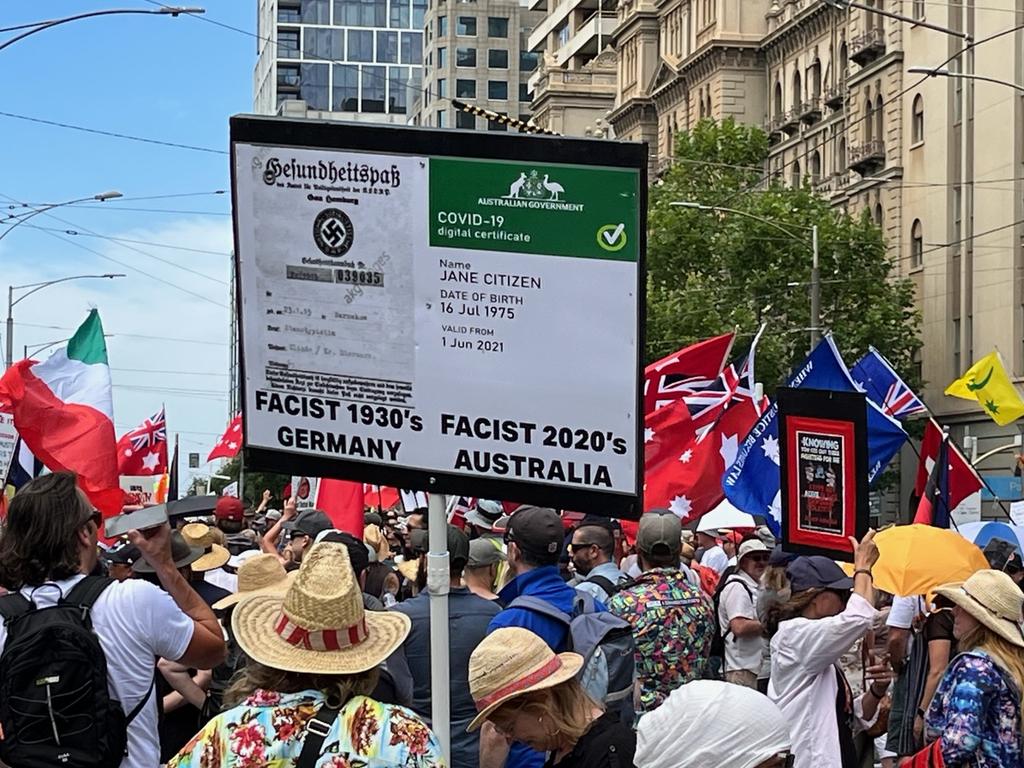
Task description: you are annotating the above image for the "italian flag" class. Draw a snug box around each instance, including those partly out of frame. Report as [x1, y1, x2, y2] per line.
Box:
[0, 310, 123, 515]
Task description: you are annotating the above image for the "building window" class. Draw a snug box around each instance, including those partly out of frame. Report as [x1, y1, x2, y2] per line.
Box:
[488, 17, 509, 36]
[437, 109, 448, 127]
[335, 0, 386, 26]
[299, 62, 329, 110]
[438, 15, 448, 35]
[303, 28, 344, 59]
[437, 45, 447, 67]
[376, 31, 398, 62]
[333, 64, 359, 110]
[390, 0, 411, 28]
[278, 4, 301, 23]
[301, 0, 330, 23]
[488, 80, 508, 99]
[953, 317, 961, 373]
[488, 49, 508, 68]
[875, 95, 884, 145]
[838, 137, 847, 169]
[810, 151, 821, 184]
[413, 0, 427, 27]
[277, 27, 300, 58]
[278, 63, 301, 88]
[488, 113, 508, 130]
[874, 203, 884, 227]
[911, 219, 923, 267]
[792, 160, 801, 188]
[913, 0, 925, 18]
[774, 81, 783, 116]
[864, 98, 874, 141]
[457, 16, 477, 35]
[953, 186, 962, 242]
[456, 78, 476, 97]
[362, 65, 386, 112]
[456, 47, 476, 66]
[519, 82, 530, 101]
[400, 31, 422, 64]
[792, 70, 802, 108]
[388, 66, 410, 113]
[520, 50, 538, 72]
[456, 110, 475, 128]
[348, 30, 374, 61]
[810, 59, 822, 98]
[437, 78, 448, 97]
[911, 94, 924, 143]
[839, 41, 848, 74]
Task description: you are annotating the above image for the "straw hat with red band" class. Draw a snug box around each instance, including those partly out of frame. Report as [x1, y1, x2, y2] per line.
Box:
[467, 627, 584, 731]
[232, 541, 410, 674]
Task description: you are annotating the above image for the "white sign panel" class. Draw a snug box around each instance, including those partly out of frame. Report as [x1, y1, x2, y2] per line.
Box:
[232, 120, 644, 515]
[291, 474, 321, 512]
[951, 490, 982, 526]
[120, 475, 160, 507]
[0, 413, 17, 486]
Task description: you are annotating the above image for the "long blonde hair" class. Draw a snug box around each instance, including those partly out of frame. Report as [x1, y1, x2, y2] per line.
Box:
[960, 624, 1024, 732]
[493, 679, 600, 748]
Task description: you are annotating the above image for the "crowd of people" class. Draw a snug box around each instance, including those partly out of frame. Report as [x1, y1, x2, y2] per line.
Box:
[1, 472, 1024, 768]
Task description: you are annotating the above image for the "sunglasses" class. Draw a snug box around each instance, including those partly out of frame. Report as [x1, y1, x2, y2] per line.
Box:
[568, 542, 597, 552]
[83, 509, 102, 530]
[747, 553, 770, 563]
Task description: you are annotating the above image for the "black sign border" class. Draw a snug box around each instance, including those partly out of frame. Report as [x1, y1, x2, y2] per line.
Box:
[777, 387, 869, 560]
[229, 115, 646, 518]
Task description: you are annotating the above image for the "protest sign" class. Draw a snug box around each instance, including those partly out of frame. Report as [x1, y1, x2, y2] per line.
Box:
[231, 117, 645, 517]
[291, 475, 320, 512]
[778, 388, 869, 560]
[0, 414, 17, 487]
[120, 475, 160, 507]
[188, 452, 200, 469]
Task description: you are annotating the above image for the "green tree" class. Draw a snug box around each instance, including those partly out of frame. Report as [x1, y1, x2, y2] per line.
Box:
[208, 456, 290, 509]
[648, 118, 922, 391]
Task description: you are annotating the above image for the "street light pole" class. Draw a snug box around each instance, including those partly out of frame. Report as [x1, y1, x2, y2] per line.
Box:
[0, 7, 205, 52]
[670, 202, 821, 350]
[5, 274, 125, 370]
[907, 66, 1024, 93]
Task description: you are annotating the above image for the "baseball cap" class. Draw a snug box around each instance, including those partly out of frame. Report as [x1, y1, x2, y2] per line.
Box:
[787, 555, 854, 593]
[468, 538, 507, 568]
[637, 511, 682, 556]
[315, 530, 370, 576]
[290, 509, 333, 540]
[103, 539, 140, 567]
[506, 506, 562, 564]
[447, 525, 470, 569]
[364, 511, 383, 527]
[769, 545, 797, 567]
[214, 496, 244, 522]
[737, 539, 769, 562]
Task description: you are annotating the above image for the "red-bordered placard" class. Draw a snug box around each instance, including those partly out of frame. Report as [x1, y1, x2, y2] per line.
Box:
[778, 388, 868, 561]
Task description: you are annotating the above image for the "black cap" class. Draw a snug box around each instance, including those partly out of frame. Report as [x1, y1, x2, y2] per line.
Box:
[447, 524, 470, 569]
[364, 511, 383, 527]
[317, 530, 370, 576]
[290, 509, 333, 540]
[787, 556, 854, 593]
[132, 531, 202, 574]
[103, 539, 140, 566]
[507, 506, 562, 565]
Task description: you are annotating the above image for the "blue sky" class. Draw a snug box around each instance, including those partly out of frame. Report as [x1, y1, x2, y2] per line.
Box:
[2, 2, 257, 490]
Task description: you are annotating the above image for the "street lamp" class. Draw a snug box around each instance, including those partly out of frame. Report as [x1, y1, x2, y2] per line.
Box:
[907, 65, 1024, 93]
[0, 191, 122, 244]
[0, 7, 205, 52]
[822, 0, 971, 41]
[670, 201, 822, 349]
[5, 274, 125, 370]
[24, 334, 114, 360]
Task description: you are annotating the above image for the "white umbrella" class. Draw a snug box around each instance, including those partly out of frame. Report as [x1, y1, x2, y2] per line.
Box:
[696, 498, 756, 533]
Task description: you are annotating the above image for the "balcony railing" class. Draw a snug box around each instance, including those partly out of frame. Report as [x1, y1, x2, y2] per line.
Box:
[848, 140, 886, 174]
[798, 98, 822, 125]
[823, 81, 846, 109]
[850, 28, 885, 65]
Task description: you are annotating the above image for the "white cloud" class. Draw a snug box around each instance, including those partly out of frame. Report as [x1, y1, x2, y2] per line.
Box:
[5, 216, 234, 491]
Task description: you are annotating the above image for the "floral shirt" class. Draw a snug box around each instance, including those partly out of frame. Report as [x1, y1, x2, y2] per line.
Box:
[606, 567, 715, 714]
[167, 689, 447, 768]
[926, 651, 1024, 768]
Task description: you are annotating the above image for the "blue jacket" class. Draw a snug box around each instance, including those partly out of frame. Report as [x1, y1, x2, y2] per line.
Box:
[488, 566, 605, 768]
[388, 587, 501, 768]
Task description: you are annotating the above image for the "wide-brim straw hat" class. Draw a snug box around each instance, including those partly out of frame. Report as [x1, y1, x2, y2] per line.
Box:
[935, 569, 1024, 648]
[467, 627, 584, 731]
[180, 522, 231, 572]
[213, 553, 298, 610]
[232, 541, 410, 674]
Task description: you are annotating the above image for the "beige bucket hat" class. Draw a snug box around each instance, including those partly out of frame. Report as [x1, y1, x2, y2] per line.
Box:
[467, 627, 584, 732]
[232, 542, 411, 674]
[935, 569, 1024, 648]
[180, 523, 230, 573]
[212, 553, 297, 610]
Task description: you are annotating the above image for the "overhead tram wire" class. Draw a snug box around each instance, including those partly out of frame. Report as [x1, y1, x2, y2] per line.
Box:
[16, 225, 231, 257]
[16, 321, 228, 346]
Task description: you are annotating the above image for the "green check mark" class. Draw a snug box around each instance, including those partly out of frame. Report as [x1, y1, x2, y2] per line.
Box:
[597, 223, 626, 252]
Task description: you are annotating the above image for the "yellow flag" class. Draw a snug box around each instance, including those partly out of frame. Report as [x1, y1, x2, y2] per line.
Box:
[945, 351, 1024, 426]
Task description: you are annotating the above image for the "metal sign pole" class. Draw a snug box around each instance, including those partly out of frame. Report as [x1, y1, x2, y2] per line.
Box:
[426, 489, 451, 764]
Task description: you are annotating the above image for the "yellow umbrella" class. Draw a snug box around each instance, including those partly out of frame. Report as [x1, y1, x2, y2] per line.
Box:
[871, 524, 989, 596]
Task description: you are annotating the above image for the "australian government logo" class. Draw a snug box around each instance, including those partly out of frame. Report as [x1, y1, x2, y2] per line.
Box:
[477, 170, 584, 212]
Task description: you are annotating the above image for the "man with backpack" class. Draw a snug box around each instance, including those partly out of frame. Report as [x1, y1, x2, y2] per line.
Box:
[570, 521, 628, 603]
[0, 473, 226, 768]
[607, 511, 715, 717]
[715, 538, 770, 688]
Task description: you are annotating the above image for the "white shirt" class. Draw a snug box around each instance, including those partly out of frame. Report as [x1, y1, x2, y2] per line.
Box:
[0, 575, 195, 768]
[886, 595, 923, 629]
[204, 567, 238, 593]
[768, 593, 877, 768]
[700, 545, 729, 575]
[718, 569, 766, 675]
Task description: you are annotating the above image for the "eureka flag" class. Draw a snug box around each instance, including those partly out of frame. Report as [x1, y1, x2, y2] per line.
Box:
[722, 336, 908, 534]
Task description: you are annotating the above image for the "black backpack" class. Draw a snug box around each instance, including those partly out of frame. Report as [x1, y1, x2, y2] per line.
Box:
[0, 577, 151, 768]
[710, 572, 755, 664]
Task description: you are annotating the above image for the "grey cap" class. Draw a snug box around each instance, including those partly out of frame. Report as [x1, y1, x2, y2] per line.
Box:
[290, 509, 333, 539]
[637, 511, 682, 556]
[467, 538, 507, 568]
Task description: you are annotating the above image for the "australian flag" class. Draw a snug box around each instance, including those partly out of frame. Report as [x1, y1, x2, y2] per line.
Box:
[851, 347, 927, 420]
[723, 336, 908, 534]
